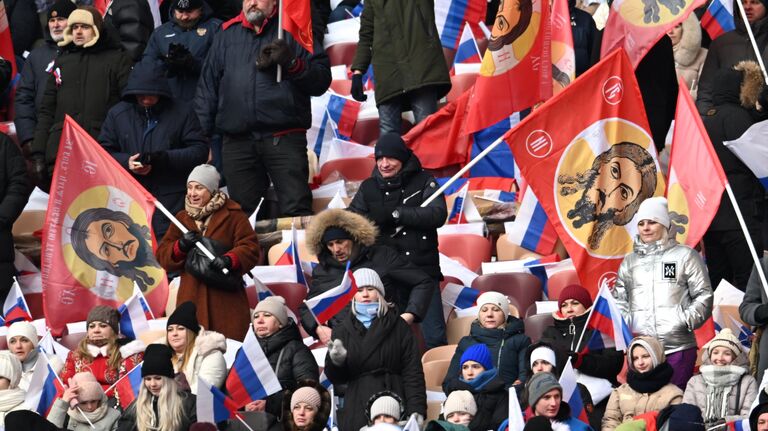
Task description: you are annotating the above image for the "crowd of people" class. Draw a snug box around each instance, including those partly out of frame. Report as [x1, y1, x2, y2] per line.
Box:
[0, 0, 766, 429]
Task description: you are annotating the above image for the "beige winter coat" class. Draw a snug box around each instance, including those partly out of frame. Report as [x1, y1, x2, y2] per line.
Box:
[673, 14, 708, 97]
[602, 382, 683, 430]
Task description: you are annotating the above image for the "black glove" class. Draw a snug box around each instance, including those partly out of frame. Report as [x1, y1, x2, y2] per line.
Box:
[139, 151, 169, 169]
[177, 231, 200, 253]
[567, 350, 583, 368]
[351, 73, 368, 102]
[30, 154, 47, 185]
[368, 207, 394, 228]
[257, 39, 294, 70]
[210, 255, 232, 271]
[756, 303, 768, 324]
[164, 43, 197, 73]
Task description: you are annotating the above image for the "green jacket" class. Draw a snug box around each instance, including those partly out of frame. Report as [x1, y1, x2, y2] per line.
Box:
[352, 0, 451, 105]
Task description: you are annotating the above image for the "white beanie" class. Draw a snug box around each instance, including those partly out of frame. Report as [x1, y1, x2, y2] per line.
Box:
[443, 390, 477, 417]
[530, 346, 557, 369]
[636, 197, 670, 228]
[7, 321, 39, 349]
[253, 296, 288, 326]
[370, 395, 402, 421]
[0, 351, 22, 389]
[187, 164, 220, 193]
[353, 268, 386, 297]
[476, 291, 510, 320]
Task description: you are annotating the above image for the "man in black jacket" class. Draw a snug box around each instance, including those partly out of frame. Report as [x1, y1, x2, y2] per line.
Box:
[0, 133, 31, 304]
[195, 0, 331, 216]
[348, 133, 448, 348]
[104, 0, 155, 62]
[300, 209, 437, 345]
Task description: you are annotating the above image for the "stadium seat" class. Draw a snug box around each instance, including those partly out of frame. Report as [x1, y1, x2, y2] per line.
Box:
[547, 270, 581, 301]
[524, 313, 554, 344]
[138, 329, 166, 346]
[267, 242, 318, 266]
[264, 282, 308, 317]
[0, 337, 6, 350]
[446, 316, 474, 344]
[350, 118, 381, 146]
[471, 272, 542, 317]
[423, 359, 451, 391]
[427, 400, 443, 421]
[438, 234, 492, 273]
[440, 276, 465, 291]
[330, 79, 352, 96]
[59, 332, 86, 351]
[445, 73, 478, 103]
[495, 234, 542, 261]
[318, 156, 376, 183]
[422, 344, 457, 365]
[326, 42, 357, 67]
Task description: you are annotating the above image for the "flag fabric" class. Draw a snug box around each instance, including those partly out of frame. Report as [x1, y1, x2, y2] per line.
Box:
[282, 0, 314, 53]
[38, 331, 71, 364]
[503, 49, 664, 296]
[275, 225, 309, 288]
[465, 0, 551, 132]
[402, 413, 421, 431]
[447, 184, 470, 224]
[600, 0, 705, 67]
[467, 113, 526, 180]
[118, 286, 152, 340]
[226, 328, 282, 407]
[454, 23, 482, 67]
[441, 283, 482, 310]
[304, 263, 358, 324]
[326, 95, 361, 141]
[507, 187, 558, 255]
[523, 254, 562, 298]
[3, 280, 32, 325]
[197, 377, 239, 424]
[14, 250, 42, 295]
[507, 386, 526, 431]
[666, 79, 728, 248]
[560, 360, 590, 425]
[42, 116, 168, 334]
[434, 0, 487, 49]
[436, 176, 517, 195]
[551, 0, 576, 94]
[319, 138, 374, 167]
[724, 119, 768, 190]
[582, 286, 634, 352]
[726, 419, 749, 431]
[727, 315, 754, 350]
[113, 362, 143, 408]
[24, 354, 63, 415]
[701, 0, 735, 40]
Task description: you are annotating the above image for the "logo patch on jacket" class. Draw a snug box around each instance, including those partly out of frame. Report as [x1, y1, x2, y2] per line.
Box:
[197, 28, 207, 36]
[662, 262, 677, 279]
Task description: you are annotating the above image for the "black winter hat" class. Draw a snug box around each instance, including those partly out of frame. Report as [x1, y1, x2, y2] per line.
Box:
[321, 226, 353, 245]
[48, 0, 77, 20]
[374, 133, 411, 163]
[523, 416, 553, 431]
[657, 403, 704, 431]
[142, 344, 175, 378]
[174, 0, 204, 10]
[750, 402, 768, 430]
[167, 301, 200, 334]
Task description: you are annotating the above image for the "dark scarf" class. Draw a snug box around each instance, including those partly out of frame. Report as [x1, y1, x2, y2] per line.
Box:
[627, 362, 674, 394]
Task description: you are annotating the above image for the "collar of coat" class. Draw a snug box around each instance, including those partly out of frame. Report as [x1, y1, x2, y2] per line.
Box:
[222, 8, 277, 32]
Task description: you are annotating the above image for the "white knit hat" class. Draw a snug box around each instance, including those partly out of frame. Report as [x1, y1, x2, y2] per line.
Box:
[187, 164, 220, 193]
[253, 296, 288, 327]
[530, 346, 557, 369]
[353, 268, 385, 297]
[476, 291, 510, 320]
[704, 328, 743, 358]
[369, 395, 402, 421]
[7, 321, 39, 349]
[0, 351, 23, 389]
[443, 390, 477, 417]
[636, 197, 670, 228]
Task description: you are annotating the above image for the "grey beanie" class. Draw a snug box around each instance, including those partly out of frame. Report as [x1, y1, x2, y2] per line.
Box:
[369, 396, 402, 421]
[353, 268, 385, 297]
[187, 164, 220, 193]
[253, 296, 289, 327]
[527, 372, 562, 408]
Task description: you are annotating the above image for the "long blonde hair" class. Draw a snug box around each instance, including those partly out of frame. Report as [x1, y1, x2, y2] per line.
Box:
[169, 329, 197, 372]
[136, 376, 186, 431]
[76, 336, 122, 370]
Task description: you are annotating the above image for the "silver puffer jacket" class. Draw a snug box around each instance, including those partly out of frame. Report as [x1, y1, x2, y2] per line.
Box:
[613, 237, 713, 353]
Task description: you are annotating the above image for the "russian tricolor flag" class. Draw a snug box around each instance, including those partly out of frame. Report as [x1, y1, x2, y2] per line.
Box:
[727, 419, 749, 430]
[582, 286, 633, 352]
[447, 183, 481, 224]
[523, 254, 562, 298]
[453, 23, 481, 67]
[441, 282, 481, 321]
[724, 120, 768, 190]
[3, 279, 32, 325]
[225, 328, 282, 408]
[197, 377, 239, 424]
[24, 354, 63, 415]
[327, 94, 361, 141]
[434, 0, 487, 49]
[118, 285, 153, 340]
[701, 0, 735, 40]
[275, 225, 309, 288]
[112, 362, 143, 409]
[507, 187, 558, 255]
[304, 262, 357, 324]
[559, 360, 590, 426]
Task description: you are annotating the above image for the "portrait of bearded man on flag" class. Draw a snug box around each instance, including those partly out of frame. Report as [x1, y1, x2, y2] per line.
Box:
[487, 0, 534, 51]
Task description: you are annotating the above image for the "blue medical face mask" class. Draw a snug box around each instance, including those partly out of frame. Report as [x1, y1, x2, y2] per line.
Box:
[354, 301, 379, 328]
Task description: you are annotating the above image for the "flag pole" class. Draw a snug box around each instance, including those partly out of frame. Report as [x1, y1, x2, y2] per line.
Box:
[572, 285, 602, 353]
[724, 183, 768, 296]
[236, 414, 256, 431]
[276, 0, 283, 83]
[734, 0, 768, 84]
[421, 135, 506, 207]
[153, 200, 229, 275]
[302, 299, 323, 328]
[52, 366, 95, 429]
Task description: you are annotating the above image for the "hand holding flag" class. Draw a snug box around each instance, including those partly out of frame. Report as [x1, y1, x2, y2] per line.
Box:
[304, 262, 358, 324]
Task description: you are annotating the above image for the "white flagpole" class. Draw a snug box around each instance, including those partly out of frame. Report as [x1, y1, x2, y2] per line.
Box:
[734, 0, 768, 84]
[573, 285, 603, 352]
[725, 183, 768, 297]
[276, 0, 283, 83]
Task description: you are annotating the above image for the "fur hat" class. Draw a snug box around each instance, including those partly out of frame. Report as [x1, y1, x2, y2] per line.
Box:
[141, 344, 175, 378]
[628, 336, 666, 371]
[369, 396, 402, 421]
[7, 321, 39, 349]
[352, 268, 385, 297]
[167, 301, 200, 334]
[187, 164, 220, 193]
[476, 291, 510, 321]
[87, 305, 120, 335]
[526, 372, 562, 408]
[460, 343, 493, 371]
[443, 390, 477, 418]
[59, 7, 102, 48]
[529, 345, 557, 369]
[306, 209, 378, 256]
[71, 372, 104, 403]
[253, 296, 288, 327]
[0, 351, 22, 389]
[48, 0, 77, 20]
[558, 284, 593, 309]
[703, 328, 743, 359]
[375, 133, 411, 163]
[290, 386, 322, 410]
[636, 197, 671, 229]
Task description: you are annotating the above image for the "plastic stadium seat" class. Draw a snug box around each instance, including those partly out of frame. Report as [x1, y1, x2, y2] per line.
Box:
[330, 80, 352, 96]
[438, 234, 492, 273]
[446, 316, 474, 345]
[264, 282, 308, 317]
[495, 234, 542, 261]
[59, 333, 86, 351]
[326, 42, 357, 67]
[138, 329, 166, 346]
[547, 270, 581, 301]
[471, 272, 542, 317]
[440, 276, 465, 291]
[427, 401, 442, 421]
[422, 344, 458, 365]
[445, 73, 478, 103]
[319, 157, 376, 183]
[350, 118, 381, 146]
[524, 313, 554, 343]
[267, 242, 318, 266]
[423, 359, 451, 391]
[0, 337, 6, 350]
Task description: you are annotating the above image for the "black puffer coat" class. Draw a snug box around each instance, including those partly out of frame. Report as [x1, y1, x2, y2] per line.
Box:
[0, 135, 30, 268]
[7, 0, 42, 60]
[257, 321, 320, 417]
[104, 0, 155, 62]
[324, 309, 426, 431]
[348, 153, 447, 280]
[116, 390, 197, 431]
[443, 374, 508, 431]
[14, 33, 59, 145]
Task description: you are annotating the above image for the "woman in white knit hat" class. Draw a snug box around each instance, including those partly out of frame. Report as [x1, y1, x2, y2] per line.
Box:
[0, 351, 27, 426]
[47, 371, 121, 430]
[7, 321, 62, 391]
[613, 196, 713, 390]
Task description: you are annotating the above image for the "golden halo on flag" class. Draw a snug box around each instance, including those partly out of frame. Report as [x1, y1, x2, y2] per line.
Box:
[615, 0, 698, 27]
[553, 118, 664, 258]
[481, 0, 542, 76]
[61, 186, 165, 301]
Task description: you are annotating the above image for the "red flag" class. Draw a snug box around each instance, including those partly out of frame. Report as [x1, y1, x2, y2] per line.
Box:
[600, 0, 705, 67]
[551, 0, 576, 95]
[666, 79, 728, 248]
[93, 0, 108, 15]
[502, 49, 665, 296]
[282, 0, 314, 53]
[465, 0, 552, 132]
[41, 117, 168, 334]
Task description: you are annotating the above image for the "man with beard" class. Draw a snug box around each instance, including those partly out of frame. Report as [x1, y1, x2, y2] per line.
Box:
[557, 142, 658, 250]
[14, 0, 76, 157]
[140, 0, 222, 102]
[195, 0, 331, 216]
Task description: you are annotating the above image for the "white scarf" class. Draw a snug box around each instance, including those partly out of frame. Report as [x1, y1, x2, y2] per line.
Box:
[87, 345, 109, 357]
[700, 364, 746, 422]
[67, 401, 109, 425]
[0, 388, 26, 412]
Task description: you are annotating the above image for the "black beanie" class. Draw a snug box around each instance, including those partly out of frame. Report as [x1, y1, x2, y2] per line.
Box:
[523, 416, 553, 431]
[174, 0, 204, 11]
[167, 301, 200, 334]
[374, 133, 411, 163]
[141, 344, 175, 378]
[658, 404, 704, 431]
[321, 226, 353, 245]
[47, 0, 77, 20]
[750, 402, 768, 430]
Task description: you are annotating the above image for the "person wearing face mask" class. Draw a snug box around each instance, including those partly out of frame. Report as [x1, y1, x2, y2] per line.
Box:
[602, 337, 683, 431]
[246, 296, 319, 418]
[682, 328, 757, 427]
[60, 305, 145, 391]
[443, 291, 532, 391]
[7, 321, 63, 391]
[325, 268, 426, 431]
[524, 372, 593, 431]
[46, 371, 121, 431]
[613, 197, 713, 390]
[279, 381, 331, 431]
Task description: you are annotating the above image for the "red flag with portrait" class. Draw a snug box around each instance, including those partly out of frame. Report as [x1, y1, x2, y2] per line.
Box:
[42, 116, 168, 335]
[282, 0, 314, 53]
[551, 0, 576, 95]
[502, 49, 665, 296]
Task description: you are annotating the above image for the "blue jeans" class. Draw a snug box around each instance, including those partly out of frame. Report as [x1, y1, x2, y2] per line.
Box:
[420, 284, 448, 349]
[378, 87, 438, 135]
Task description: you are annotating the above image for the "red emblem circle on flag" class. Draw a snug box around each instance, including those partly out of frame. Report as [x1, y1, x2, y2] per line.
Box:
[525, 130, 553, 158]
[599, 271, 618, 292]
[602, 76, 624, 105]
